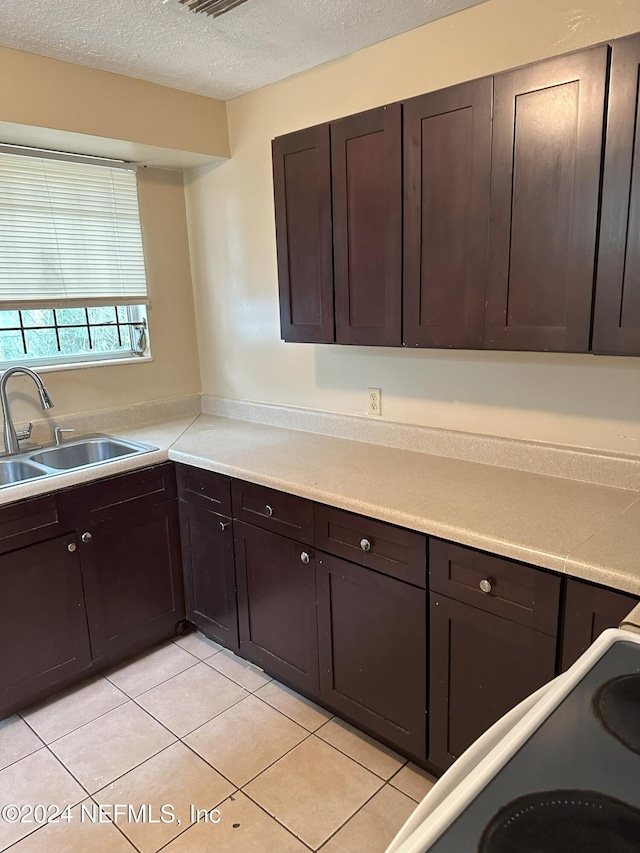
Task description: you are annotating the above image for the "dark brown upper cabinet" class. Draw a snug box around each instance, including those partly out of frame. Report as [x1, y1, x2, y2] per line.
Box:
[593, 34, 640, 355]
[273, 125, 334, 343]
[332, 105, 402, 346]
[403, 78, 492, 349]
[485, 46, 608, 352]
[273, 39, 640, 355]
[273, 106, 402, 346]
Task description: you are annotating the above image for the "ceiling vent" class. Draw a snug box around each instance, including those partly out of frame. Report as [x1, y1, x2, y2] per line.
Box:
[178, 0, 251, 17]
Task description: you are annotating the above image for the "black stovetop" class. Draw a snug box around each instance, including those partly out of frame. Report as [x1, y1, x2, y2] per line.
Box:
[428, 640, 640, 852]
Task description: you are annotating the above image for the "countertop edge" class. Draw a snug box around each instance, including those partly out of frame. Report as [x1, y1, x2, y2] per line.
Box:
[3, 412, 639, 600]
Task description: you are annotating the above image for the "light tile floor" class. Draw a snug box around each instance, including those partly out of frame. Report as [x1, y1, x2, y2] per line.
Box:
[0, 632, 436, 853]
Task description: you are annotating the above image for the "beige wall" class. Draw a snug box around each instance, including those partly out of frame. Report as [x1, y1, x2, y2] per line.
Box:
[185, 0, 640, 455]
[0, 47, 211, 427]
[0, 46, 229, 160]
[8, 167, 202, 424]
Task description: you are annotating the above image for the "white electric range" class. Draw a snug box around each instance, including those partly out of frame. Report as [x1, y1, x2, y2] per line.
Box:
[387, 627, 640, 852]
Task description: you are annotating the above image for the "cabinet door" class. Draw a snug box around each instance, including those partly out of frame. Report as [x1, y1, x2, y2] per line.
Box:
[0, 535, 92, 713]
[317, 554, 426, 758]
[561, 578, 638, 671]
[234, 521, 319, 693]
[332, 104, 402, 346]
[593, 34, 640, 354]
[403, 78, 492, 349]
[273, 125, 334, 343]
[180, 501, 238, 650]
[80, 501, 185, 661]
[429, 593, 556, 772]
[485, 46, 608, 352]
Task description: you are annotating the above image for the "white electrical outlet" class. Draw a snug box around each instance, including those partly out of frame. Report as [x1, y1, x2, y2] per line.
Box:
[368, 388, 381, 417]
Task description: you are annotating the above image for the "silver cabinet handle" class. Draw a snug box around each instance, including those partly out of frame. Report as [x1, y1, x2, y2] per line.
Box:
[360, 538, 371, 552]
[67, 542, 77, 553]
[219, 520, 230, 531]
[300, 552, 310, 564]
[264, 505, 273, 517]
[479, 579, 492, 594]
[81, 532, 93, 543]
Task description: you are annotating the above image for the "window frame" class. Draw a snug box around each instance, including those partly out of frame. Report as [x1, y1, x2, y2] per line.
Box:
[0, 304, 150, 372]
[0, 145, 151, 372]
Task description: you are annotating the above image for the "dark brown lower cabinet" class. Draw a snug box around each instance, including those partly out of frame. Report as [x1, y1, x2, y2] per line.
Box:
[234, 521, 319, 693]
[429, 594, 557, 772]
[317, 554, 426, 758]
[179, 500, 238, 650]
[0, 535, 92, 712]
[561, 578, 638, 671]
[80, 500, 184, 661]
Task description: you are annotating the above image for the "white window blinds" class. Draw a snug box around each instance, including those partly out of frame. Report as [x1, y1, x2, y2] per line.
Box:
[0, 148, 149, 308]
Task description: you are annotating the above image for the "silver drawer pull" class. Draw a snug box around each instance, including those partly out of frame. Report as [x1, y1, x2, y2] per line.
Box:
[265, 505, 273, 517]
[219, 521, 230, 531]
[300, 552, 310, 564]
[67, 542, 77, 553]
[479, 579, 492, 594]
[81, 531, 92, 543]
[360, 538, 371, 552]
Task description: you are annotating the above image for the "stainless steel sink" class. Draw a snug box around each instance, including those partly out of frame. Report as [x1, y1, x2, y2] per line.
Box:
[30, 437, 150, 470]
[0, 434, 158, 488]
[0, 458, 48, 486]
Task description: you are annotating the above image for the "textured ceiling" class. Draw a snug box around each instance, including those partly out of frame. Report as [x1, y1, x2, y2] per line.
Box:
[0, 0, 489, 100]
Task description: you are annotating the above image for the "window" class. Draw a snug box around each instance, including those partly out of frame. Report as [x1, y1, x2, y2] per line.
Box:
[0, 145, 150, 368]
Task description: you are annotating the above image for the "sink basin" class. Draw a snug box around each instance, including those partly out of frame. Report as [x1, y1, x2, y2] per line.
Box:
[29, 437, 155, 471]
[0, 458, 48, 486]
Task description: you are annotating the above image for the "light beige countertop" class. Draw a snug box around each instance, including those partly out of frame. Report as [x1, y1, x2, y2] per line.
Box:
[4, 406, 640, 600]
[169, 415, 640, 596]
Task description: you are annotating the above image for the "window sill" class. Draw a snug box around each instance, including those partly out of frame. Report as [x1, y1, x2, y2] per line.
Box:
[0, 355, 153, 375]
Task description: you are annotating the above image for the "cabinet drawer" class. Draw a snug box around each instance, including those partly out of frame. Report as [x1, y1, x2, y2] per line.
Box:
[0, 494, 64, 554]
[176, 463, 231, 517]
[70, 463, 177, 525]
[315, 504, 426, 587]
[231, 480, 314, 545]
[430, 539, 560, 635]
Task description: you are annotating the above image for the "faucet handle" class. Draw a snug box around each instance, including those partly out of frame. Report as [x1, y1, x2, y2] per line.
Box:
[54, 427, 74, 446]
[16, 423, 33, 442]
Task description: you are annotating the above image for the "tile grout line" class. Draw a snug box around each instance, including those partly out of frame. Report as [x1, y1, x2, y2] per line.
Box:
[152, 788, 242, 853]
[232, 786, 315, 853]
[0, 742, 98, 852]
[18, 679, 130, 747]
[5, 634, 421, 853]
[103, 657, 202, 701]
[313, 722, 409, 781]
[88, 738, 239, 853]
[250, 687, 335, 732]
[314, 781, 401, 852]
[237, 731, 386, 851]
[0, 720, 48, 774]
[86, 794, 145, 853]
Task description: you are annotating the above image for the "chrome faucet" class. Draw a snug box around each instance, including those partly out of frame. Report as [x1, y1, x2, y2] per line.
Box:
[0, 367, 54, 455]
